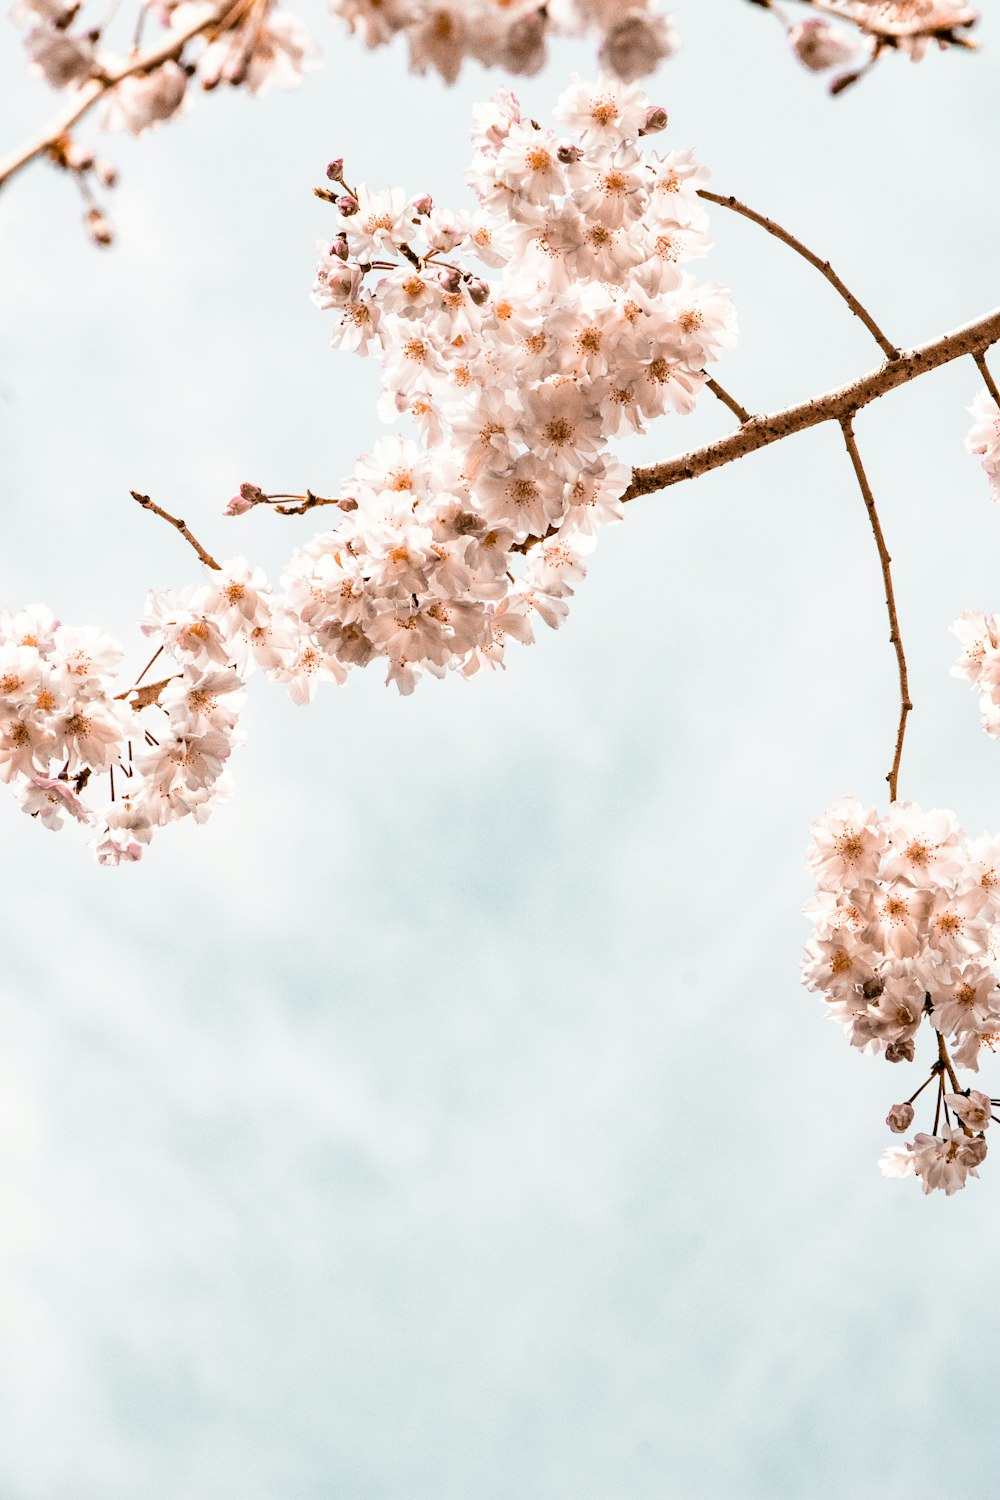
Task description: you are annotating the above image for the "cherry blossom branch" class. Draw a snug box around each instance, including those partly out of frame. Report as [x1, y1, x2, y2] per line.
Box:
[697, 188, 900, 360]
[624, 305, 1000, 502]
[0, 2, 232, 190]
[840, 414, 911, 801]
[974, 351, 1000, 407]
[704, 374, 752, 424]
[130, 490, 220, 570]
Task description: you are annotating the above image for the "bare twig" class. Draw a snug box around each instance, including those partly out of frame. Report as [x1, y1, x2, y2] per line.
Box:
[698, 188, 900, 361]
[840, 415, 911, 802]
[974, 351, 1000, 407]
[0, 2, 233, 190]
[258, 490, 344, 516]
[625, 306, 1000, 502]
[130, 490, 220, 570]
[704, 374, 752, 424]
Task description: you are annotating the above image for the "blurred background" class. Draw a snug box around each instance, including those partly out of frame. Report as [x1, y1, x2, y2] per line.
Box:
[1, 5, 999, 1495]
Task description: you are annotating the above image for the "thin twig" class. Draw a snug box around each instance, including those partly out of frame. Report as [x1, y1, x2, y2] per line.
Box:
[704, 374, 752, 424]
[974, 351, 1000, 407]
[0, 1, 234, 190]
[936, 1029, 964, 1098]
[698, 188, 900, 361]
[840, 415, 911, 802]
[130, 490, 220, 570]
[625, 306, 1000, 502]
[258, 490, 343, 516]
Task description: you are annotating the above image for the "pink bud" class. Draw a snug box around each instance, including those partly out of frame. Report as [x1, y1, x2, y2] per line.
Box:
[225, 494, 253, 517]
[330, 232, 349, 260]
[556, 143, 583, 164]
[438, 267, 462, 294]
[789, 19, 856, 72]
[85, 207, 113, 247]
[467, 278, 490, 306]
[639, 105, 668, 136]
[886, 1103, 914, 1134]
[410, 194, 433, 216]
[337, 194, 359, 217]
[326, 158, 344, 182]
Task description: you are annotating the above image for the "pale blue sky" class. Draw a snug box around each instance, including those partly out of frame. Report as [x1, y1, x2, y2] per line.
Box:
[1, 5, 1000, 1496]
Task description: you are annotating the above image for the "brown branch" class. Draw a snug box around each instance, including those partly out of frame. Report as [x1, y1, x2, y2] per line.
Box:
[840, 415, 911, 802]
[259, 490, 344, 516]
[698, 188, 900, 361]
[704, 374, 752, 424]
[130, 490, 220, 570]
[974, 351, 1000, 407]
[624, 306, 1000, 502]
[0, 2, 232, 190]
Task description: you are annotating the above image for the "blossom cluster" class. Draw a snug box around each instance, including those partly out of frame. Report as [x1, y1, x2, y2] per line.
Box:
[332, 0, 678, 85]
[951, 609, 1000, 738]
[0, 559, 285, 863]
[802, 796, 1000, 1193]
[759, 0, 977, 94]
[2, 75, 735, 856]
[240, 74, 735, 695]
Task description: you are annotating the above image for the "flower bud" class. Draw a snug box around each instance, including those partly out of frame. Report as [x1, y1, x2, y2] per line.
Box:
[639, 105, 668, 136]
[85, 207, 112, 247]
[556, 143, 583, 164]
[326, 157, 344, 182]
[467, 278, 490, 305]
[337, 194, 359, 217]
[239, 482, 264, 502]
[410, 193, 433, 216]
[885, 1039, 915, 1064]
[958, 1135, 988, 1167]
[330, 232, 349, 260]
[438, 267, 462, 294]
[886, 1103, 914, 1134]
[225, 494, 254, 517]
[789, 19, 856, 72]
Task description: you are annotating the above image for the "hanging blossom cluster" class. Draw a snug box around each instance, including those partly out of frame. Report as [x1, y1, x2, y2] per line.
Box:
[235, 72, 736, 695]
[748, 0, 977, 94]
[332, 0, 677, 85]
[0, 561, 290, 863]
[802, 797, 1000, 1194]
[1, 74, 735, 859]
[6, 0, 676, 243]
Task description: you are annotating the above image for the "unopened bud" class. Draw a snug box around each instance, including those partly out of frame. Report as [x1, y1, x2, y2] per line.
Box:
[886, 1103, 914, 1134]
[85, 207, 112, 247]
[438, 267, 462, 294]
[239, 482, 264, 502]
[337, 194, 359, 217]
[885, 1039, 915, 1065]
[790, 18, 856, 72]
[326, 157, 345, 182]
[64, 141, 95, 172]
[959, 1135, 989, 1167]
[556, 143, 583, 164]
[639, 105, 668, 136]
[330, 232, 349, 261]
[225, 494, 254, 517]
[410, 193, 433, 216]
[467, 278, 490, 306]
[313, 186, 338, 204]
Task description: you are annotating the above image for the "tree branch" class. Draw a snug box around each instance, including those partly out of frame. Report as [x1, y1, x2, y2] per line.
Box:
[840, 415, 911, 802]
[704, 374, 752, 424]
[974, 351, 1000, 407]
[624, 306, 1000, 502]
[0, 2, 232, 190]
[698, 188, 900, 361]
[130, 490, 220, 570]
